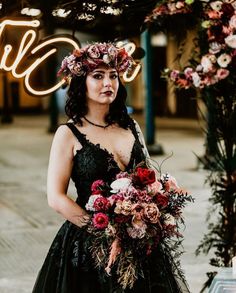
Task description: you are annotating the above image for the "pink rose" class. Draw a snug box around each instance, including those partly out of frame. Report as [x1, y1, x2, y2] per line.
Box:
[143, 203, 160, 224]
[92, 213, 109, 229]
[87, 45, 100, 58]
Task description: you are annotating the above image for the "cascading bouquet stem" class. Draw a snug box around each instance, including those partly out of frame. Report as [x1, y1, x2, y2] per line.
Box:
[85, 162, 194, 289]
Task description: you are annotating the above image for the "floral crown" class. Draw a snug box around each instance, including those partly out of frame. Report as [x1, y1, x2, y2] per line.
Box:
[58, 42, 134, 80]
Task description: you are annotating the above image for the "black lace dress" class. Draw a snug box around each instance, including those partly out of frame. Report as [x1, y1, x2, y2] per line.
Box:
[32, 121, 190, 293]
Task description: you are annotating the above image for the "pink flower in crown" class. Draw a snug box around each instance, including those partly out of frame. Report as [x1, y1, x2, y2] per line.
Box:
[92, 213, 109, 229]
[70, 62, 84, 76]
[143, 203, 160, 224]
[94, 196, 111, 211]
[87, 45, 101, 58]
[108, 46, 118, 59]
[91, 179, 106, 194]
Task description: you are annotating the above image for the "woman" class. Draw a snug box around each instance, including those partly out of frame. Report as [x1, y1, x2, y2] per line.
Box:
[32, 43, 189, 293]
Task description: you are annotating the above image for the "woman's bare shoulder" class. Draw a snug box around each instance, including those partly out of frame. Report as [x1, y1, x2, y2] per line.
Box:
[53, 124, 75, 145]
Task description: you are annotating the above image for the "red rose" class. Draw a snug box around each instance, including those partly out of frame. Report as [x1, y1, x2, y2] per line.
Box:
[94, 196, 110, 211]
[156, 194, 169, 208]
[136, 167, 156, 185]
[92, 213, 109, 229]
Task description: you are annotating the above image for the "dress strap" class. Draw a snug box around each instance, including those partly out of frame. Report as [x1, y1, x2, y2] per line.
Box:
[129, 118, 140, 141]
[65, 122, 87, 147]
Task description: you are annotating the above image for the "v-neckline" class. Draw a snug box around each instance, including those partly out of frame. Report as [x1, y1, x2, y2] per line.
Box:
[75, 128, 137, 172]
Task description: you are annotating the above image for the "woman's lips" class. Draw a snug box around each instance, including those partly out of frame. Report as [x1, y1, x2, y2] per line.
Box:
[101, 91, 113, 95]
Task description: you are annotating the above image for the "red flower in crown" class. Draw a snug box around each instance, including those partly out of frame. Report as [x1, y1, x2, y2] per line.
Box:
[58, 42, 134, 79]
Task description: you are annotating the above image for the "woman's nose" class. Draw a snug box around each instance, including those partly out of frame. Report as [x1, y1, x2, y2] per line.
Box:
[103, 76, 112, 87]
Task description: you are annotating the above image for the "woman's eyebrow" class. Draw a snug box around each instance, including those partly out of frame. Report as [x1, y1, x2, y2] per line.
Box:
[92, 70, 117, 73]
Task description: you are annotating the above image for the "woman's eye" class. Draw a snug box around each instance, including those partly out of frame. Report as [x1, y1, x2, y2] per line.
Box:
[111, 74, 118, 79]
[93, 74, 103, 79]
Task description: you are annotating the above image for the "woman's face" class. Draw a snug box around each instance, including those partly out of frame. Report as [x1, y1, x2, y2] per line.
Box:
[85, 66, 119, 105]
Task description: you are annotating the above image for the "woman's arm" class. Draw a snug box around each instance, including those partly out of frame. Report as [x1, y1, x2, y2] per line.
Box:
[47, 125, 90, 227]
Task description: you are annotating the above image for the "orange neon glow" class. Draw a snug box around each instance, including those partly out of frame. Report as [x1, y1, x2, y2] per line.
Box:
[0, 19, 80, 96]
[0, 19, 140, 96]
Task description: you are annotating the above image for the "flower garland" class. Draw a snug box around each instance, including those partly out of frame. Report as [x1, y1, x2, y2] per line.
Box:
[163, 1, 236, 89]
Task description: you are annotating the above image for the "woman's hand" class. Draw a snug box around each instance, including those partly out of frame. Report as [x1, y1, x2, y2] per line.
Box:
[76, 213, 91, 228]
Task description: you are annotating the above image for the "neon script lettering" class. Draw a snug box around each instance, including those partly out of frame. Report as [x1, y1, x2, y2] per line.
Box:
[0, 19, 140, 96]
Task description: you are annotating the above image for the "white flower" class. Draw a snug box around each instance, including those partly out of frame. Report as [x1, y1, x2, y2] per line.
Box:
[85, 194, 102, 211]
[192, 72, 201, 87]
[103, 54, 111, 64]
[210, 1, 222, 11]
[164, 213, 176, 226]
[225, 35, 236, 49]
[110, 178, 132, 193]
[217, 53, 232, 68]
[201, 56, 214, 73]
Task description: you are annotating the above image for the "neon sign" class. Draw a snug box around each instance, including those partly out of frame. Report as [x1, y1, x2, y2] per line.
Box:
[0, 19, 141, 97]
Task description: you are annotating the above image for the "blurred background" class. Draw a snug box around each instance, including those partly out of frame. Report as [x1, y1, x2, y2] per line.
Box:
[0, 1, 231, 293]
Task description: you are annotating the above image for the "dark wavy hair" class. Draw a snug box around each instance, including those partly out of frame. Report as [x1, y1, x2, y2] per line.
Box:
[65, 74, 132, 129]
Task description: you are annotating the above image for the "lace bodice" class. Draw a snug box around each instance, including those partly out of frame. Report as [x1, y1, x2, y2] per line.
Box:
[66, 120, 146, 208]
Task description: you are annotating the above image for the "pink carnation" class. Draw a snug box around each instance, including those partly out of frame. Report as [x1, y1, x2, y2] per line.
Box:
[92, 213, 109, 229]
[94, 196, 110, 211]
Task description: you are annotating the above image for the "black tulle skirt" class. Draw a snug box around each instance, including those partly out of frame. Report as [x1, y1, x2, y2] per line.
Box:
[32, 221, 190, 293]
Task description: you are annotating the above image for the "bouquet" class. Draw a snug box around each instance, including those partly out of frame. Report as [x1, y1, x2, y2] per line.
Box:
[85, 162, 193, 289]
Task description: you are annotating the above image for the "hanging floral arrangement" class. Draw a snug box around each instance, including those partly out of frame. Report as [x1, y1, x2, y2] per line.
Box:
[145, 0, 236, 290]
